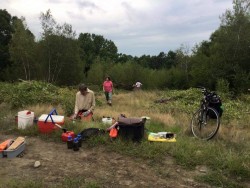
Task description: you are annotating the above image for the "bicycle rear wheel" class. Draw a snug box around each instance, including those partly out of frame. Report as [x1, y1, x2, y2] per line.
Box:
[191, 107, 220, 140]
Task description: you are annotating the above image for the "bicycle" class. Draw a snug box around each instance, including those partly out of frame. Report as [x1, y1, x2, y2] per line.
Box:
[191, 87, 222, 140]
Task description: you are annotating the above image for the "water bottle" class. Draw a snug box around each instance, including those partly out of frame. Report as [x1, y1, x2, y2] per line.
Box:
[67, 135, 73, 149]
[77, 134, 82, 147]
[73, 137, 79, 151]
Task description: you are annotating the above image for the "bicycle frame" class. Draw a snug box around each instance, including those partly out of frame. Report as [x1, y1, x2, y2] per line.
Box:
[198, 99, 209, 128]
[191, 86, 221, 140]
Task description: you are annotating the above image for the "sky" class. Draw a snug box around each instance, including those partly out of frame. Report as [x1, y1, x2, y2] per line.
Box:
[2, 0, 233, 57]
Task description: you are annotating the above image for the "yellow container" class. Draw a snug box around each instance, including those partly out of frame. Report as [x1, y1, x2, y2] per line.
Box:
[148, 133, 176, 142]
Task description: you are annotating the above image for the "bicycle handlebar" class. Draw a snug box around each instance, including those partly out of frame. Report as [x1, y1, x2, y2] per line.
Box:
[196, 86, 206, 90]
[196, 86, 215, 96]
[196, 86, 216, 101]
[196, 86, 207, 93]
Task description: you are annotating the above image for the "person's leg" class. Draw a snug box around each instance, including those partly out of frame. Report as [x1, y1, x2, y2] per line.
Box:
[108, 92, 112, 105]
[105, 92, 109, 103]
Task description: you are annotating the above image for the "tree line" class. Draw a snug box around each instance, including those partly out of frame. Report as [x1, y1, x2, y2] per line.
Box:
[0, 0, 249, 94]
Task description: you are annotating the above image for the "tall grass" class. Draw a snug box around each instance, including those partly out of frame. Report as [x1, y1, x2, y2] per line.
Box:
[0, 82, 249, 187]
[92, 90, 250, 187]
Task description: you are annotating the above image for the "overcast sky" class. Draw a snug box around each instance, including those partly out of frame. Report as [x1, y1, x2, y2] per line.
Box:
[2, 0, 233, 56]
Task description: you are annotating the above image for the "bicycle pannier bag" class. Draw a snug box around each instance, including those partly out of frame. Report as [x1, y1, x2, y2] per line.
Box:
[208, 94, 223, 118]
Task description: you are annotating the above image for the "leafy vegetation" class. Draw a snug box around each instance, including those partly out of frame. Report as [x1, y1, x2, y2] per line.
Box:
[0, 81, 249, 187]
[0, 0, 249, 187]
[0, 0, 249, 92]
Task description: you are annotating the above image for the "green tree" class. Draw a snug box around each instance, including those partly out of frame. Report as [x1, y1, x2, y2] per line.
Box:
[117, 53, 134, 63]
[85, 60, 105, 86]
[175, 44, 191, 87]
[78, 33, 118, 76]
[39, 9, 82, 85]
[148, 52, 167, 70]
[8, 17, 36, 80]
[217, 0, 250, 92]
[109, 62, 141, 90]
[135, 51, 176, 70]
[190, 0, 250, 92]
[166, 50, 177, 69]
[0, 9, 14, 80]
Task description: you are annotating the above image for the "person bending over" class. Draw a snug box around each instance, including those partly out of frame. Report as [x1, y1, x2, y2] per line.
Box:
[73, 83, 96, 119]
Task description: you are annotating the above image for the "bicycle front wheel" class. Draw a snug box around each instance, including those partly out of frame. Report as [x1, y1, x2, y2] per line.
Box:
[191, 107, 220, 140]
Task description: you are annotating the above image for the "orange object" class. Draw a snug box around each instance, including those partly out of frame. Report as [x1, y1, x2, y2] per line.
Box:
[61, 131, 75, 142]
[109, 128, 118, 138]
[0, 139, 13, 152]
[80, 113, 93, 122]
[69, 112, 93, 122]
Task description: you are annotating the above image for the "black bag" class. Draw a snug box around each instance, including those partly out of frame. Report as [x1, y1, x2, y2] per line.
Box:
[207, 93, 223, 118]
[80, 128, 105, 140]
[117, 116, 146, 142]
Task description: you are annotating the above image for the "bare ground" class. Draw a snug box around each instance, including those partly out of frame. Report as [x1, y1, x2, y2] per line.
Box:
[0, 134, 211, 188]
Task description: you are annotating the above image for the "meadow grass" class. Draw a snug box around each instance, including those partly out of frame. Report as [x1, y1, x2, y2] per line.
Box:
[0, 88, 249, 187]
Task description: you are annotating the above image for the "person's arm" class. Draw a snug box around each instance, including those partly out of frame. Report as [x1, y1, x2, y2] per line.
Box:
[73, 93, 79, 118]
[82, 92, 96, 116]
[103, 82, 105, 92]
[111, 82, 114, 93]
[89, 92, 96, 112]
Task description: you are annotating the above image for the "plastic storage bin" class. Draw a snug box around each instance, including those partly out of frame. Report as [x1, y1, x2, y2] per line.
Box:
[18, 110, 34, 129]
[38, 114, 64, 133]
[0, 152, 4, 158]
[3, 142, 25, 158]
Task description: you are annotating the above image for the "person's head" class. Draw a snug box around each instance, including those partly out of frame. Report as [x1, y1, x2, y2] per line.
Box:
[106, 76, 111, 81]
[79, 83, 88, 95]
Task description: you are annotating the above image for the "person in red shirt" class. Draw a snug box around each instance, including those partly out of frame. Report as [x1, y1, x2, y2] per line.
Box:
[103, 76, 114, 106]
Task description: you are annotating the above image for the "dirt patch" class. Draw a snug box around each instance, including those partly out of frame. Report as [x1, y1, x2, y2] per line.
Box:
[0, 134, 211, 188]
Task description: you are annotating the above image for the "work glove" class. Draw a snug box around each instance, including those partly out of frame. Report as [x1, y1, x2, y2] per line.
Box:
[83, 110, 91, 117]
[73, 114, 77, 119]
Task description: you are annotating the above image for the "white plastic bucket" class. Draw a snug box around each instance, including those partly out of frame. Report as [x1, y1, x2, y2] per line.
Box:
[18, 110, 34, 129]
